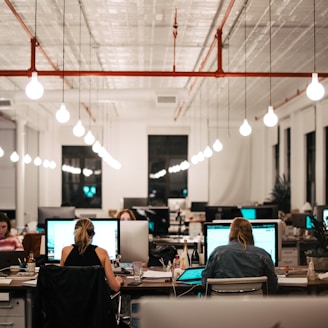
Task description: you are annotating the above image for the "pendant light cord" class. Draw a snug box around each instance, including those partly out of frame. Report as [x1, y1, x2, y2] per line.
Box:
[269, 0, 272, 105]
[244, 3, 247, 120]
[62, 0, 66, 102]
[313, 0, 316, 72]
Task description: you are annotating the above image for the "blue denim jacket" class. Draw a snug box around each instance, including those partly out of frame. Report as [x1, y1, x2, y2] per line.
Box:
[202, 240, 278, 294]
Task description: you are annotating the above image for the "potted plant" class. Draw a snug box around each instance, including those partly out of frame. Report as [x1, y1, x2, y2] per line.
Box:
[305, 217, 328, 271]
[269, 174, 291, 214]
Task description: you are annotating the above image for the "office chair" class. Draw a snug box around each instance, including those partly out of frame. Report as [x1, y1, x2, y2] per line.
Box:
[33, 265, 118, 328]
[205, 276, 268, 297]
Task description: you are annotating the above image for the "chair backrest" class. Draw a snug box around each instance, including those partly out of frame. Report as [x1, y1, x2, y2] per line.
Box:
[205, 276, 268, 297]
[33, 265, 117, 328]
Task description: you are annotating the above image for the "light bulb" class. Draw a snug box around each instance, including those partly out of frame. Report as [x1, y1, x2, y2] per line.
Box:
[84, 130, 95, 145]
[25, 71, 44, 100]
[197, 151, 205, 162]
[49, 161, 56, 169]
[10, 151, 19, 162]
[203, 146, 213, 158]
[43, 159, 50, 168]
[23, 154, 32, 164]
[92, 140, 101, 153]
[34, 156, 42, 166]
[0, 146, 4, 157]
[263, 105, 278, 127]
[73, 120, 85, 137]
[191, 154, 199, 165]
[56, 103, 70, 123]
[306, 73, 325, 101]
[213, 138, 223, 152]
[239, 118, 252, 136]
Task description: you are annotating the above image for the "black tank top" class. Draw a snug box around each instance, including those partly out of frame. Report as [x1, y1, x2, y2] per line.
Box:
[64, 244, 102, 266]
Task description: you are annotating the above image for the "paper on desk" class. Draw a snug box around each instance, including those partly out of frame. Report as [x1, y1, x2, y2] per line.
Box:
[22, 279, 38, 287]
[142, 270, 172, 279]
[318, 272, 328, 280]
[0, 278, 12, 285]
[278, 276, 308, 286]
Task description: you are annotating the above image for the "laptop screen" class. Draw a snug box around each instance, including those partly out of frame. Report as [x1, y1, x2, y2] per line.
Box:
[176, 266, 205, 284]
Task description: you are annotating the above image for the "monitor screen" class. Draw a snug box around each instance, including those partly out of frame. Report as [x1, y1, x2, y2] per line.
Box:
[305, 215, 316, 230]
[45, 218, 120, 263]
[38, 206, 76, 229]
[123, 197, 148, 209]
[204, 219, 281, 266]
[0, 209, 16, 220]
[120, 220, 149, 263]
[240, 207, 257, 219]
[190, 202, 208, 212]
[205, 206, 241, 222]
[323, 209, 328, 227]
[132, 206, 170, 236]
[240, 205, 279, 220]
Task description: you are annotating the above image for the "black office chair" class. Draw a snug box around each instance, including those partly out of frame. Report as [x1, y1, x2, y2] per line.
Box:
[33, 265, 118, 328]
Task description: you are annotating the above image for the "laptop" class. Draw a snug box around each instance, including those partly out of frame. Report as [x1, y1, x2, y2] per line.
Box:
[176, 266, 205, 285]
[0, 251, 25, 270]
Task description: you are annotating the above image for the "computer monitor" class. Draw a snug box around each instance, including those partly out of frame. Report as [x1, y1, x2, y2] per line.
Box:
[132, 206, 170, 236]
[45, 218, 120, 263]
[167, 198, 187, 211]
[120, 220, 149, 263]
[291, 213, 307, 228]
[204, 219, 281, 266]
[205, 206, 241, 222]
[0, 209, 16, 220]
[123, 197, 148, 209]
[305, 215, 316, 230]
[190, 201, 208, 212]
[38, 206, 76, 229]
[240, 205, 279, 220]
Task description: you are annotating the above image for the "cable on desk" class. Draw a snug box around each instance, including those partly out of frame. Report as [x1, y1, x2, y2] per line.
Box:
[171, 280, 202, 298]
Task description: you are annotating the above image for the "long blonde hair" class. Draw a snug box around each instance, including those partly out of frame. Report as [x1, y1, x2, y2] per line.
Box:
[74, 218, 95, 255]
[229, 217, 254, 251]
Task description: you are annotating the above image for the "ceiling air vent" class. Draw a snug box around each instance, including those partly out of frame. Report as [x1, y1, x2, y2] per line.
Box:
[156, 95, 177, 106]
[0, 98, 13, 110]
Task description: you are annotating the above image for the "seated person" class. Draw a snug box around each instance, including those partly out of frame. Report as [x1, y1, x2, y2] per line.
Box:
[202, 217, 278, 294]
[116, 209, 136, 221]
[0, 212, 24, 251]
[60, 218, 123, 292]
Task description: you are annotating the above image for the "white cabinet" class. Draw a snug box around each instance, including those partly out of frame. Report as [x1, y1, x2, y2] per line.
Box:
[0, 297, 25, 328]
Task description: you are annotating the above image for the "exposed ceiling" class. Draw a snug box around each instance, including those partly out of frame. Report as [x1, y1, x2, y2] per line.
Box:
[0, 0, 327, 131]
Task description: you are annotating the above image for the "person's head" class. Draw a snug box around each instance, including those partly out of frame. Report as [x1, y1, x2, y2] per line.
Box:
[0, 212, 11, 239]
[117, 209, 136, 221]
[229, 217, 254, 250]
[74, 218, 95, 254]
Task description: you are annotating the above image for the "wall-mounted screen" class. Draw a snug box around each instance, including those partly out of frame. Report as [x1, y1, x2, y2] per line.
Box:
[45, 218, 120, 263]
[204, 219, 281, 266]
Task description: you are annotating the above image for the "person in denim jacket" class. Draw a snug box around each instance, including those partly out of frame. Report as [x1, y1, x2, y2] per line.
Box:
[202, 217, 278, 294]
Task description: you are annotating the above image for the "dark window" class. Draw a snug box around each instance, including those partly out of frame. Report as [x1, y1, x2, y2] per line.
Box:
[306, 132, 315, 205]
[62, 146, 102, 208]
[148, 135, 188, 206]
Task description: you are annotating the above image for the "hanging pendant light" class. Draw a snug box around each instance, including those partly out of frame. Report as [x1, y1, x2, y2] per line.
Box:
[56, 0, 70, 123]
[10, 151, 19, 163]
[25, 1, 44, 100]
[34, 156, 42, 166]
[213, 78, 223, 152]
[84, 130, 95, 145]
[264, 0, 278, 128]
[73, 4, 85, 138]
[307, 0, 325, 101]
[24, 154, 32, 164]
[0, 146, 4, 157]
[25, 71, 44, 100]
[240, 3, 252, 137]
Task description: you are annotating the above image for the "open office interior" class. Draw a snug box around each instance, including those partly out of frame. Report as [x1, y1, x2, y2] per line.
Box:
[0, 1, 328, 231]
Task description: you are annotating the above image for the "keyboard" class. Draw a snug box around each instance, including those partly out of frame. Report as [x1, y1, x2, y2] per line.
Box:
[113, 266, 131, 275]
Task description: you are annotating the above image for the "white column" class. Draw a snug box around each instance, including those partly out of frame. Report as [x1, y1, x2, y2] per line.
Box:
[16, 119, 26, 232]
